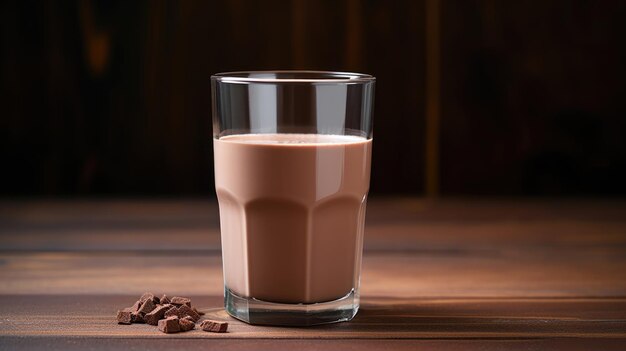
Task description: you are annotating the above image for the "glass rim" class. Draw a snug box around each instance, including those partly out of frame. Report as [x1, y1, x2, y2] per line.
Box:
[211, 70, 375, 84]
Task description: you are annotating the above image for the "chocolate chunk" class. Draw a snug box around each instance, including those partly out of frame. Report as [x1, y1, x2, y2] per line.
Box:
[117, 293, 202, 332]
[170, 296, 191, 307]
[164, 305, 200, 322]
[200, 320, 228, 333]
[138, 299, 156, 314]
[178, 316, 195, 332]
[182, 316, 195, 323]
[131, 311, 144, 323]
[139, 292, 155, 303]
[164, 306, 179, 318]
[144, 304, 170, 326]
[140, 292, 160, 304]
[178, 305, 200, 321]
[158, 316, 180, 334]
[116, 308, 132, 324]
[130, 300, 142, 312]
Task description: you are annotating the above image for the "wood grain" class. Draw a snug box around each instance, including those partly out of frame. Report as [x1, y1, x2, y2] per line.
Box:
[1, 295, 625, 339]
[2, 198, 625, 251]
[0, 199, 625, 349]
[2, 338, 626, 351]
[1, 250, 625, 297]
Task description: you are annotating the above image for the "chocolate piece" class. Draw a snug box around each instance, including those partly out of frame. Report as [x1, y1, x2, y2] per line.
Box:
[144, 304, 170, 326]
[192, 307, 205, 316]
[117, 293, 200, 331]
[164, 305, 200, 322]
[165, 305, 200, 322]
[182, 316, 195, 323]
[131, 311, 144, 323]
[138, 299, 156, 314]
[158, 316, 180, 334]
[116, 308, 132, 324]
[178, 304, 200, 321]
[178, 316, 195, 331]
[130, 300, 142, 312]
[139, 292, 155, 303]
[170, 296, 191, 307]
[164, 306, 179, 318]
[200, 320, 228, 333]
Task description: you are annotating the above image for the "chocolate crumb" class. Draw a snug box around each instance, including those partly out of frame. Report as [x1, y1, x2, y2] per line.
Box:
[200, 320, 228, 333]
[158, 316, 180, 334]
[116, 308, 132, 324]
[170, 296, 192, 307]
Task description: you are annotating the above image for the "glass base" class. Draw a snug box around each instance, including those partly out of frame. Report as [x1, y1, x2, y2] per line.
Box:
[224, 287, 359, 326]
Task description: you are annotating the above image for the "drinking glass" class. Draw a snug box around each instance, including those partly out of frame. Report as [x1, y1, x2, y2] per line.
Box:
[211, 71, 375, 326]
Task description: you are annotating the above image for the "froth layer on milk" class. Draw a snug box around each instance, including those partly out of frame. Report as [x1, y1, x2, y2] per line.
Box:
[217, 133, 368, 145]
[214, 133, 372, 304]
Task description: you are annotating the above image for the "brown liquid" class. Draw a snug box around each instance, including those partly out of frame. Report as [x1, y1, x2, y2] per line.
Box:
[214, 133, 372, 304]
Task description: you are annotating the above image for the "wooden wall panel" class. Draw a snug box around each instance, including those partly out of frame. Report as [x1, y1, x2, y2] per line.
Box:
[1, 0, 624, 196]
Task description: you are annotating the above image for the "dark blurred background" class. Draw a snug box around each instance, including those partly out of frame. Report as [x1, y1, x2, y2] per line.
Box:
[1, 0, 625, 198]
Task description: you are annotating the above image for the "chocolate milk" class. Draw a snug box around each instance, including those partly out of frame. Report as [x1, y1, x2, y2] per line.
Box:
[214, 133, 372, 304]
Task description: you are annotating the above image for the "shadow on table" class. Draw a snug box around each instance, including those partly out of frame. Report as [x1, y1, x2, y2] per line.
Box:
[310, 296, 626, 337]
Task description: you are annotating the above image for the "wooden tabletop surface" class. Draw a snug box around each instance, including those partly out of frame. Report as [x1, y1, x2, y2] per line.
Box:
[1, 198, 625, 350]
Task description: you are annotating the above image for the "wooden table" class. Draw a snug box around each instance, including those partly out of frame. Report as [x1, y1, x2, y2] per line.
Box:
[1, 198, 625, 350]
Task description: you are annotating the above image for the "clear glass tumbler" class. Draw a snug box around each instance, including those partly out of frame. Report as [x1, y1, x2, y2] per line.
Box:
[211, 71, 375, 326]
